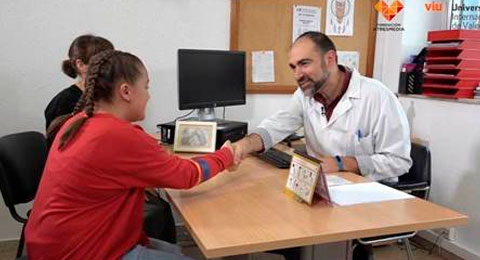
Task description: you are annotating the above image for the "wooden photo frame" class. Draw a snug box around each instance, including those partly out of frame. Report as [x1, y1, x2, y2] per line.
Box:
[173, 121, 217, 153]
[284, 150, 331, 205]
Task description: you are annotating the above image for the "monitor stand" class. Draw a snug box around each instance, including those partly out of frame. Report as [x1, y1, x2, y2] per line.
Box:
[197, 108, 216, 121]
[187, 108, 231, 126]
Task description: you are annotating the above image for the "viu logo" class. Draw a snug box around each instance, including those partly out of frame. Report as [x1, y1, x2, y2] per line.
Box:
[425, 1, 444, 11]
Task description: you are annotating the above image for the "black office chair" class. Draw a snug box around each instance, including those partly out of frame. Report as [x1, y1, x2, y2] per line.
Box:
[0, 131, 47, 258]
[389, 142, 431, 200]
[353, 142, 432, 260]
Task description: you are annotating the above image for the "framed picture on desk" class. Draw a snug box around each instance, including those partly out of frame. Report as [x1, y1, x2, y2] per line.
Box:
[284, 150, 331, 205]
[174, 121, 217, 153]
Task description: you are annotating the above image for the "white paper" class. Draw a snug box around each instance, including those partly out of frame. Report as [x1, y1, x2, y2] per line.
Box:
[252, 51, 275, 83]
[329, 182, 414, 206]
[337, 51, 359, 70]
[325, 0, 355, 36]
[292, 5, 321, 42]
[326, 175, 352, 187]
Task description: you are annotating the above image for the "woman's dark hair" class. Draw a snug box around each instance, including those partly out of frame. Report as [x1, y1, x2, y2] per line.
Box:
[62, 35, 114, 78]
[48, 50, 144, 149]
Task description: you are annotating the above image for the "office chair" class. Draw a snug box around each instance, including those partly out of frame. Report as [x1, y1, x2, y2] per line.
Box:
[388, 142, 431, 200]
[353, 142, 432, 260]
[0, 131, 47, 258]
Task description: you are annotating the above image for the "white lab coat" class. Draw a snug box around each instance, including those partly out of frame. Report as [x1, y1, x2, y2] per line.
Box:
[253, 68, 412, 181]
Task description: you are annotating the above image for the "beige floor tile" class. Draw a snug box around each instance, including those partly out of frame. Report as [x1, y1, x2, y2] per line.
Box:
[0, 240, 18, 260]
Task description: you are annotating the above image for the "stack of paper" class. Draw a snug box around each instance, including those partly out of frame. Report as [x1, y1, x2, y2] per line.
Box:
[326, 175, 352, 187]
[329, 182, 414, 206]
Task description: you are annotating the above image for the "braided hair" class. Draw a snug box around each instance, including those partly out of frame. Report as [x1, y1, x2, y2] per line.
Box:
[49, 50, 144, 150]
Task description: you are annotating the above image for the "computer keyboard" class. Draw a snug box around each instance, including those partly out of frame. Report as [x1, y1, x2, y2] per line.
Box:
[255, 147, 292, 169]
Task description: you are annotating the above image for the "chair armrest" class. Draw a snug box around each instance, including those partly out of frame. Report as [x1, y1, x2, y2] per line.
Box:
[389, 181, 429, 191]
[358, 231, 417, 245]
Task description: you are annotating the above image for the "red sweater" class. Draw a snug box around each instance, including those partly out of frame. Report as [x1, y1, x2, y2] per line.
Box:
[25, 113, 233, 260]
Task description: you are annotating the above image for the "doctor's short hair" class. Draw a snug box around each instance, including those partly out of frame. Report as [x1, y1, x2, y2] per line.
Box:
[294, 31, 337, 56]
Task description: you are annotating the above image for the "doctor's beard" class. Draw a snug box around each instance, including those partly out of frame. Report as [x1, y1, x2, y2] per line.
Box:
[301, 71, 330, 97]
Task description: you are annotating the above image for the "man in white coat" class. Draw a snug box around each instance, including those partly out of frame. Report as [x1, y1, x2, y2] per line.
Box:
[234, 31, 412, 182]
[233, 30, 412, 260]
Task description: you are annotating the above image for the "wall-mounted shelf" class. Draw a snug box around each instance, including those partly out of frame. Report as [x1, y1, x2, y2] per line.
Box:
[422, 30, 480, 99]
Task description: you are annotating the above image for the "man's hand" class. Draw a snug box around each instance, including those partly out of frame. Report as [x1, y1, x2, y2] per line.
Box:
[221, 140, 234, 154]
[232, 134, 264, 167]
[232, 139, 248, 166]
[319, 156, 337, 173]
[319, 156, 360, 173]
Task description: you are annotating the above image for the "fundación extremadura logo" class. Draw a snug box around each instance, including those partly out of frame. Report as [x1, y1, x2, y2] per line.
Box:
[374, 0, 405, 31]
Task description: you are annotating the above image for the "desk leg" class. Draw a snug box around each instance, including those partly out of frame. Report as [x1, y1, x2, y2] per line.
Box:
[297, 246, 314, 260]
[345, 240, 354, 260]
[308, 242, 349, 260]
[217, 254, 253, 260]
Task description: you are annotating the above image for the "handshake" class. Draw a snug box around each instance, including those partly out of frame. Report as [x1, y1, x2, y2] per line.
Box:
[221, 134, 353, 174]
[221, 134, 264, 171]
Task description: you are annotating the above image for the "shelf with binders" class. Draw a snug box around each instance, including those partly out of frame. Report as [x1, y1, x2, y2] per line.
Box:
[422, 88, 474, 99]
[428, 40, 480, 49]
[425, 63, 480, 77]
[423, 76, 480, 88]
[425, 58, 480, 68]
[420, 30, 480, 99]
[426, 49, 480, 59]
[428, 29, 480, 42]
[422, 76, 479, 99]
[423, 74, 480, 82]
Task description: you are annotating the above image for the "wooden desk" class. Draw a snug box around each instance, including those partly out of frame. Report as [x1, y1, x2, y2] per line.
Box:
[166, 155, 467, 259]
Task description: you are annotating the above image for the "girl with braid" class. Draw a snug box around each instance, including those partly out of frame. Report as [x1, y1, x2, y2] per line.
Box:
[45, 35, 178, 246]
[26, 50, 234, 260]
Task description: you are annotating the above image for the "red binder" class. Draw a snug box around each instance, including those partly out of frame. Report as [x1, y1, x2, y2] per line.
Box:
[421, 30, 480, 99]
[428, 30, 480, 42]
[424, 69, 480, 78]
[426, 58, 480, 68]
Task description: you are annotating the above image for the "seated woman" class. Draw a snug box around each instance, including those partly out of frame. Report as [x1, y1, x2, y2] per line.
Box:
[26, 50, 234, 260]
[45, 34, 114, 138]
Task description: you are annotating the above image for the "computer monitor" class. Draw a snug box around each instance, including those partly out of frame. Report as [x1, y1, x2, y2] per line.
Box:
[178, 49, 246, 121]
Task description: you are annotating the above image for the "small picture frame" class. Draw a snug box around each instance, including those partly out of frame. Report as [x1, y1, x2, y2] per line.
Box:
[173, 121, 217, 153]
[284, 150, 331, 205]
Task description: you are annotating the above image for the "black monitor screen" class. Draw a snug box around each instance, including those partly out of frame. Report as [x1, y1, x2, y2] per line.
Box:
[178, 49, 246, 110]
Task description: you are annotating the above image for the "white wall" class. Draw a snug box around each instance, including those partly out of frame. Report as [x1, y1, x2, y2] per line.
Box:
[227, 94, 293, 128]
[374, 0, 480, 258]
[401, 97, 480, 258]
[401, 0, 448, 64]
[0, 0, 230, 241]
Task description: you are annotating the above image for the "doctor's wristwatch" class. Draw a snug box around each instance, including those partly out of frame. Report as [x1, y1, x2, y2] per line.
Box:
[334, 155, 345, 172]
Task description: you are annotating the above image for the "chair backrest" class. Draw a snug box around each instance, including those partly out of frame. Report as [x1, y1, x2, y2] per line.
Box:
[0, 132, 47, 217]
[399, 142, 431, 186]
